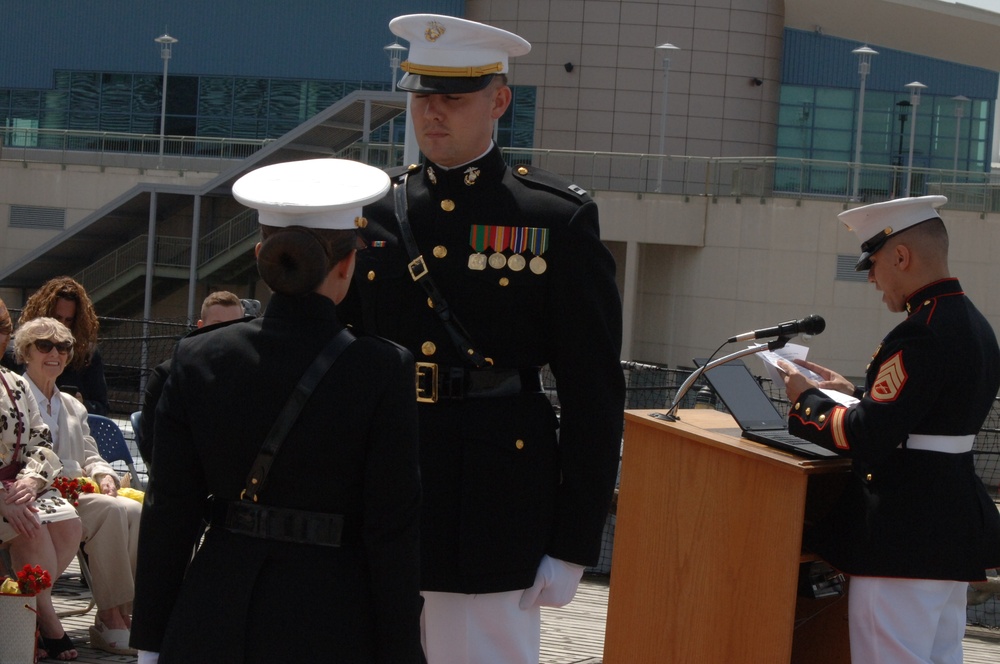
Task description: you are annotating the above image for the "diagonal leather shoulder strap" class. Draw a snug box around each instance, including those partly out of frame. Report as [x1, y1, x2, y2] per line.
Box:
[393, 174, 489, 368]
[242, 327, 355, 502]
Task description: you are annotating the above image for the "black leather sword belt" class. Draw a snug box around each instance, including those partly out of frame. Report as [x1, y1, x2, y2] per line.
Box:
[209, 498, 347, 548]
[415, 364, 543, 403]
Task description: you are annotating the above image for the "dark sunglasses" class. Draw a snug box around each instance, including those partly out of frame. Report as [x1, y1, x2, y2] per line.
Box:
[34, 339, 73, 354]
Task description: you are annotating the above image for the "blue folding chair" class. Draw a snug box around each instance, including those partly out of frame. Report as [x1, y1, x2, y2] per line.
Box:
[130, 410, 143, 457]
[87, 414, 144, 489]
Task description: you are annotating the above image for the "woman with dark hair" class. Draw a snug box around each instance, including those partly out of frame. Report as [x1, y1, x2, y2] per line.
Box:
[130, 159, 425, 664]
[13, 276, 110, 415]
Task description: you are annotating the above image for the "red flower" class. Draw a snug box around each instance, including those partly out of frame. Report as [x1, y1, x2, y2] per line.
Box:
[15, 564, 52, 595]
[52, 476, 96, 507]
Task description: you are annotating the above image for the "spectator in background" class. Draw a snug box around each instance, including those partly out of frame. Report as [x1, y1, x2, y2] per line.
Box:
[137, 291, 248, 466]
[0, 299, 84, 662]
[2, 276, 110, 415]
[17, 317, 142, 656]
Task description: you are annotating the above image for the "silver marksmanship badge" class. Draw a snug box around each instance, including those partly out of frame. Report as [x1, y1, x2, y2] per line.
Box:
[488, 252, 507, 269]
[468, 253, 488, 270]
[507, 254, 526, 272]
[529, 255, 547, 274]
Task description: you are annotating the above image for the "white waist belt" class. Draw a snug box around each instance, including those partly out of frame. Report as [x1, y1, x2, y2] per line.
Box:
[905, 434, 975, 453]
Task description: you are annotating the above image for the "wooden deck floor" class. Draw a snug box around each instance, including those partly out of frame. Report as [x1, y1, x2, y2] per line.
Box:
[46, 568, 1000, 663]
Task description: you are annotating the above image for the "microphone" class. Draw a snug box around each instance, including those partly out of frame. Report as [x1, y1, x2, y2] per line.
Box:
[727, 315, 825, 343]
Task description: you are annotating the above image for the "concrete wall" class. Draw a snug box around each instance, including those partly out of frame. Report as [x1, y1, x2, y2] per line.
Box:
[598, 190, 1000, 379]
[466, 0, 783, 158]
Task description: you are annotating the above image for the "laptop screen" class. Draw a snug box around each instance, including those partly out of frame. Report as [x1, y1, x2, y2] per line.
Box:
[696, 359, 788, 431]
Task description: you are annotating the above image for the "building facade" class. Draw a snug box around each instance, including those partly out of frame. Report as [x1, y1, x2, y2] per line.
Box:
[0, 0, 999, 373]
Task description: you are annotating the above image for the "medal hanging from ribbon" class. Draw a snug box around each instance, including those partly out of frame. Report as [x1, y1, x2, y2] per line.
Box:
[527, 227, 549, 274]
[508, 227, 527, 272]
[468, 225, 488, 270]
[488, 225, 510, 269]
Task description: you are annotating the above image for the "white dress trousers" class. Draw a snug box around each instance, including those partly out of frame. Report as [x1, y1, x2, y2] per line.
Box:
[848, 576, 967, 664]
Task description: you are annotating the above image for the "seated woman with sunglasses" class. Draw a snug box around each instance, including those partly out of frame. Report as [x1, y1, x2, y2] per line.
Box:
[15, 317, 141, 656]
[0, 305, 83, 662]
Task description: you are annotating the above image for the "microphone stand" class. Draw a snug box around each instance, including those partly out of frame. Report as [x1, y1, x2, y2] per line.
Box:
[653, 335, 792, 422]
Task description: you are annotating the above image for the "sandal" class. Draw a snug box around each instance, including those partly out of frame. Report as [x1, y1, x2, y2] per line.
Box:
[89, 619, 137, 656]
[39, 632, 77, 661]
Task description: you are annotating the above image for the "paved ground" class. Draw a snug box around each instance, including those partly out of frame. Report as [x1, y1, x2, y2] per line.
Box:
[44, 566, 1000, 663]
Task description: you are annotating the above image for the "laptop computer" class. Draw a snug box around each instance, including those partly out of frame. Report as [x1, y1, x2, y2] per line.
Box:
[694, 358, 839, 459]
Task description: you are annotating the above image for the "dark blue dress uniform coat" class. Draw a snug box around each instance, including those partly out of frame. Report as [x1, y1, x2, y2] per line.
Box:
[130, 293, 425, 663]
[789, 278, 1000, 580]
[341, 146, 626, 594]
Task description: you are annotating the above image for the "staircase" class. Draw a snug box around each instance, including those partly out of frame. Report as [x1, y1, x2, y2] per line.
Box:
[76, 209, 259, 314]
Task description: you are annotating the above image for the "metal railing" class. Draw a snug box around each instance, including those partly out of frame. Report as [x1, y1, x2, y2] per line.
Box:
[500, 149, 1000, 213]
[75, 209, 260, 295]
[0, 126, 270, 171]
[5, 126, 999, 212]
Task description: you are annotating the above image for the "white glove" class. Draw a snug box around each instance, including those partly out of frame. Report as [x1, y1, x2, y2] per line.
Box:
[518, 555, 586, 609]
[138, 651, 160, 664]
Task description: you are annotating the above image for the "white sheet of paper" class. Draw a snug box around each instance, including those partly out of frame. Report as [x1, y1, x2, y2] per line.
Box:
[757, 343, 822, 382]
[757, 344, 859, 407]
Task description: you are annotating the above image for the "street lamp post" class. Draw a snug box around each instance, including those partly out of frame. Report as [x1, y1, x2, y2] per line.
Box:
[155, 33, 178, 168]
[654, 42, 679, 193]
[951, 95, 970, 181]
[903, 81, 926, 197]
[384, 42, 407, 167]
[893, 100, 910, 198]
[850, 45, 877, 200]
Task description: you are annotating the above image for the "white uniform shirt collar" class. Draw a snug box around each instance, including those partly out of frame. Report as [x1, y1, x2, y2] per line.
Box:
[435, 142, 494, 171]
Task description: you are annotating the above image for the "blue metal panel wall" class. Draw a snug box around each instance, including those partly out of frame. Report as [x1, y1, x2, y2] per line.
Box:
[782, 28, 998, 99]
[0, 0, 465, 89]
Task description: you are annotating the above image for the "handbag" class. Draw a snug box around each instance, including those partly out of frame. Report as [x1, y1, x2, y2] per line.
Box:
[0, 371, 25, 484]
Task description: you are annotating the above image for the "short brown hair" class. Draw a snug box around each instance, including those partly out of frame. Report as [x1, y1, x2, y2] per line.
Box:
[200, 291, 243, 320]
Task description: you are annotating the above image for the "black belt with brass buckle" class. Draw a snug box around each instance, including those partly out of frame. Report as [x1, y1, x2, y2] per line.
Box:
[209, 499, 345, 548]
[415, 364, 543, 403]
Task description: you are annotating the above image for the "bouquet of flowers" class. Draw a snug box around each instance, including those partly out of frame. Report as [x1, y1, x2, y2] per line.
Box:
[0, 564, 52, 596]
[52, 475, 97, 506]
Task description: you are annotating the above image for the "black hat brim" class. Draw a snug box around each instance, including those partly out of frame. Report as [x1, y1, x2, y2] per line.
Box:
[397, 72, 496, 94]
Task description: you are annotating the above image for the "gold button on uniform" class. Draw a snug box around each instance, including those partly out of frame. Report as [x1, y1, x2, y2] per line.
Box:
[367, 270, 376, 281]
[866, 473, 873, 481]
[515, 439, 525, 450]
[794, 402, 801, 410]
[421, 341, 436, 356]
[433, 245, 447, 258]
[818, 414, 826, 422]
[427, 298, 435, 309]
[441, 199, 455, 212]
[804, 407, 811, 416]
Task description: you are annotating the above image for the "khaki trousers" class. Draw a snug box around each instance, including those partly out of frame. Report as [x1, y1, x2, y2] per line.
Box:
[78, 492, 142, 610]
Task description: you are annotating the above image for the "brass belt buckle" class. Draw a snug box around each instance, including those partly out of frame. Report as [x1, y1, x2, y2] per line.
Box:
[408, 255, 429, 281]
[415, 362, 438, 403]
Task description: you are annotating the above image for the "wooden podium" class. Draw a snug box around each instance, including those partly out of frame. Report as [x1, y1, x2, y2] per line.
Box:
[603, 409, 853, 663]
